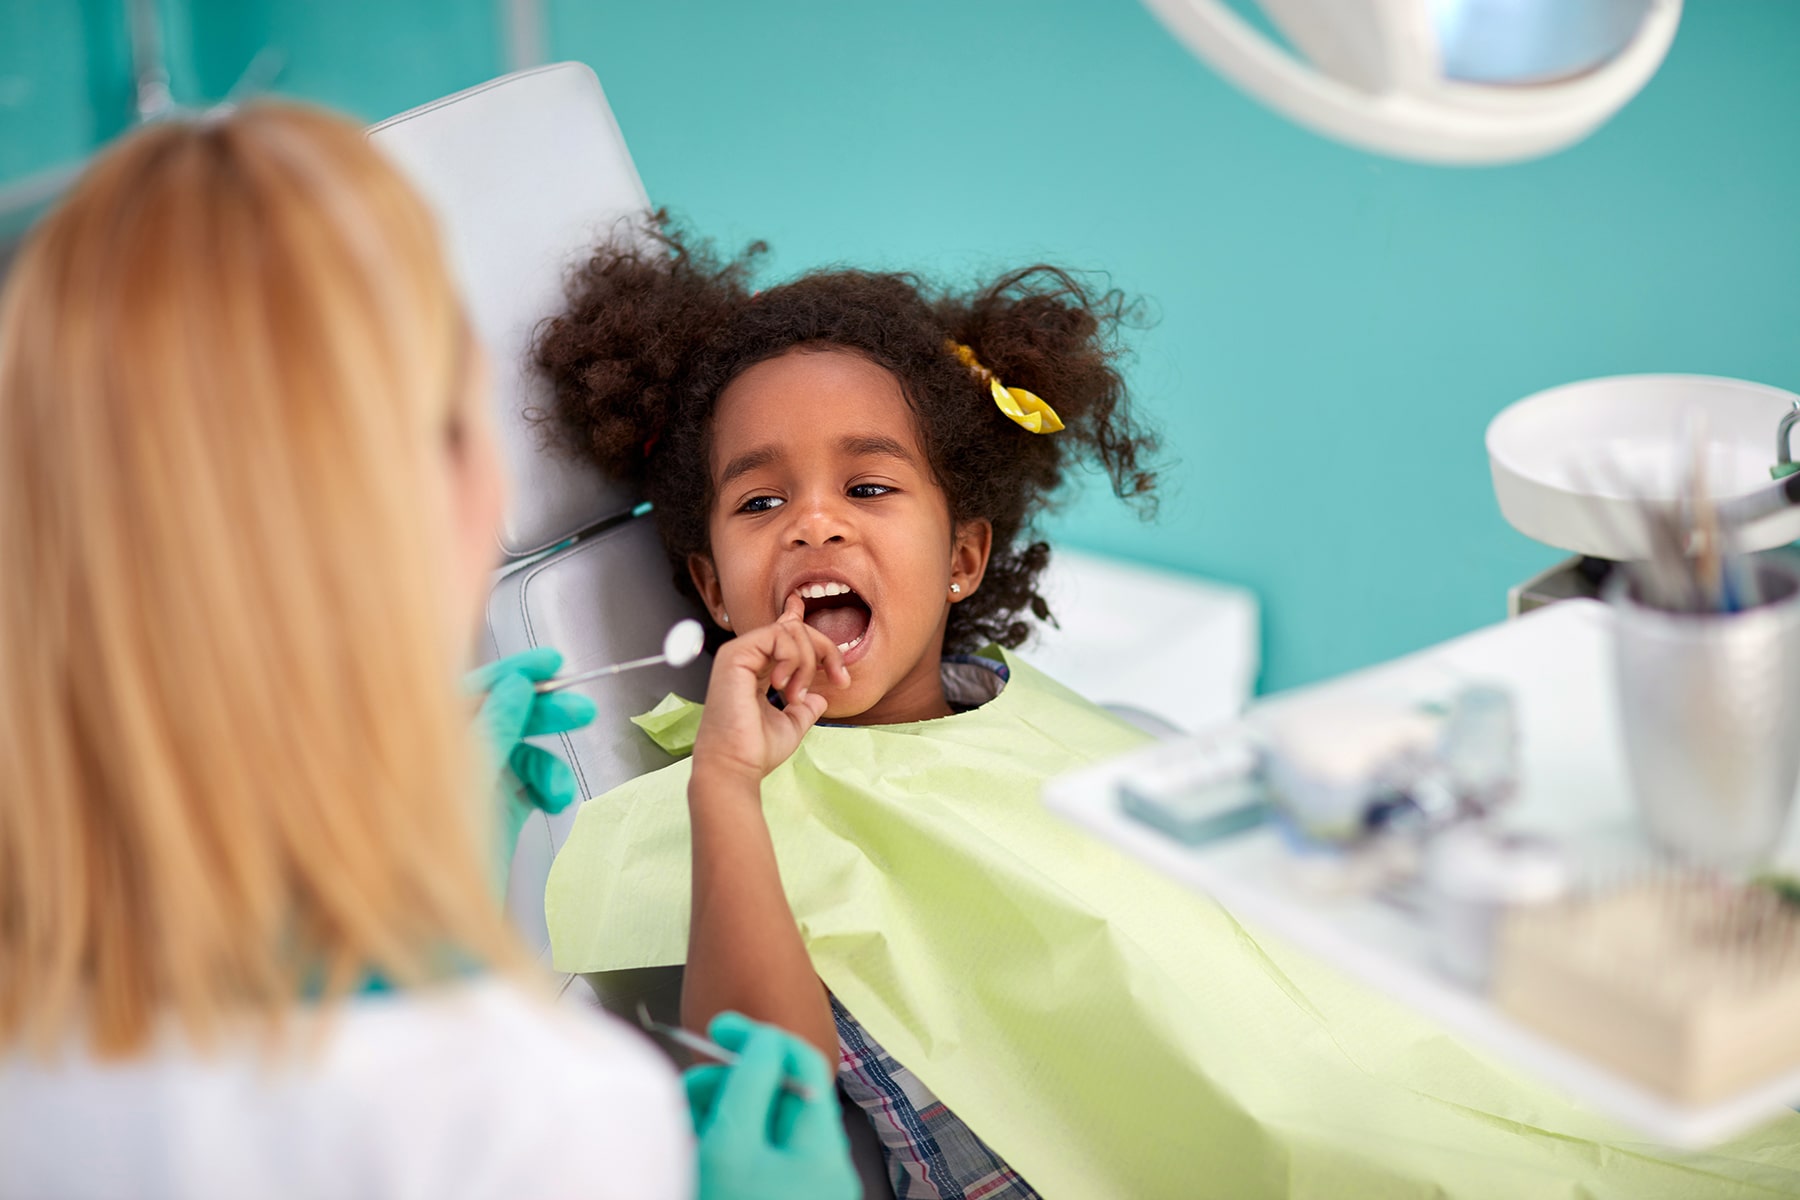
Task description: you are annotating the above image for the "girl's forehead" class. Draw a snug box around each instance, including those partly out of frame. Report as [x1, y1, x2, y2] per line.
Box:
[710, 346, 924, 466]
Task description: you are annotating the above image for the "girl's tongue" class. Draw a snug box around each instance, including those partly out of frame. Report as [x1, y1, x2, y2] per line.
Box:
[802, 593, 872, 648]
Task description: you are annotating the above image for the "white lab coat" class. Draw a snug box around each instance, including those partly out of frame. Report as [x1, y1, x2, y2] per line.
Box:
[0, 977, 693, 1200]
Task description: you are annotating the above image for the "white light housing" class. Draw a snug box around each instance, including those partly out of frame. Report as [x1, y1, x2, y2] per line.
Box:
[1141, 0, 1681, 164]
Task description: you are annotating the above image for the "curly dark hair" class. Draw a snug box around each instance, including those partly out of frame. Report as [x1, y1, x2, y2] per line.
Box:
[535, 213, 1159, 653]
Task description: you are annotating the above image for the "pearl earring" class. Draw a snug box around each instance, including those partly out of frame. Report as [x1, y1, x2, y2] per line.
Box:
[720, 613, 731, 625]
[949, 583, 962, 595]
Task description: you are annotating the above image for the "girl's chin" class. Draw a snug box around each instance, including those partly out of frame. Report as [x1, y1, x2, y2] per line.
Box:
[816, 684, 875, 723]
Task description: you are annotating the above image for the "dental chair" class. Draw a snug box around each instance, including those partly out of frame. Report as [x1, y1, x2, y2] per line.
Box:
[368, 63, 895, 1196]
[370, 64, 699, 977]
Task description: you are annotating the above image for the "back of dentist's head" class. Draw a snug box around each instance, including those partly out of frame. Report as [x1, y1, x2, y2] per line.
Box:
[0, 104, 518, 1057]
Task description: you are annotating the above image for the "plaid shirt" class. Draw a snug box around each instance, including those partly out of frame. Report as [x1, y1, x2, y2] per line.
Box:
[834, 997, 1040, 1200]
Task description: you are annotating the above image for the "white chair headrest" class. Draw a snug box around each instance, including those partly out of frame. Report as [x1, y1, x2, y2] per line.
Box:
[370, 62, 648, 557]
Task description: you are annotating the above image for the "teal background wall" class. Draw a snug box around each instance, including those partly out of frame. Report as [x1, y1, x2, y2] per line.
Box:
[0, 2, 132, 187]
[0, 0, 509, 233]
[6, 2, 1800, 691]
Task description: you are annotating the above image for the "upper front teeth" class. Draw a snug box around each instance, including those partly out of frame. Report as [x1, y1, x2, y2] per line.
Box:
[799, 582, 852, 599]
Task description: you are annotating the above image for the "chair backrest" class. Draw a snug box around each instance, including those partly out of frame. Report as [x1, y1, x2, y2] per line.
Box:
[369, 65, 710, 959]
[370, 63, 642, 557]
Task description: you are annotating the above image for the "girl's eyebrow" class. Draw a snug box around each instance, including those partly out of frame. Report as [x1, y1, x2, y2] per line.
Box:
[839, 434, 916, 465]
[718, 434, 915, 491]
[718, 444, 782, 489]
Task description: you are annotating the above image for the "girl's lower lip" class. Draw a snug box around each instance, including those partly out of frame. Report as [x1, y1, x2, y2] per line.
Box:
[837, 622, 873, 668]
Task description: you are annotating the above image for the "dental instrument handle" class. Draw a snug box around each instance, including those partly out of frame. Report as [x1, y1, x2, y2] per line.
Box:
[534, 654, 667, 693]
[534, 618, 708, 694]
[635, 1004, 818, 1101]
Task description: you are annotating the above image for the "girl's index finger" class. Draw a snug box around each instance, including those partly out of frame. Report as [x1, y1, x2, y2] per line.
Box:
[771, 593, 846, 690]
[777, 618, 818, 697]
[772, 594, 810, 694]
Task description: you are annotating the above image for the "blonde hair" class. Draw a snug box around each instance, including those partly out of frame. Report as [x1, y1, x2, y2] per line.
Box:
[0, 104, 518, 1056]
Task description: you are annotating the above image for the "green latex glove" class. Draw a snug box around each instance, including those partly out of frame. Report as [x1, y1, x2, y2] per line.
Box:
[467, 647, 597, 876]
[684, 1012, 858, 1200]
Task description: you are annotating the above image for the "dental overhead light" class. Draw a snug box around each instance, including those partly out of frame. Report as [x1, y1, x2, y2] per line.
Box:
[1140, 0, 1681, 164]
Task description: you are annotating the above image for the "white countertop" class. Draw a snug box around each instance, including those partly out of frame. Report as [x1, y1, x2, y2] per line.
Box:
[1025, 548, 1259, 734]
[1045, 599, 1800, 1147]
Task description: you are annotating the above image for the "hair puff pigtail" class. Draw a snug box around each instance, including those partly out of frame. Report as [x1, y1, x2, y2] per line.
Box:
[933, 267, 1160, 650]
[536, 212, 762, 492]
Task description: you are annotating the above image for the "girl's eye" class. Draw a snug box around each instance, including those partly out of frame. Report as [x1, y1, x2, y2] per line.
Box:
[849, 484, 894, 499]
[738, 495, 786, 513]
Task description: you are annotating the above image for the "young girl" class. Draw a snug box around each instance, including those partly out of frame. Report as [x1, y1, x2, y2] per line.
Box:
[537, 221, 1800, 1199]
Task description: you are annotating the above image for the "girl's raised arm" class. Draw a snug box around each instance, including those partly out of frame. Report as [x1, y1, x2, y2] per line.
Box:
[681, 595, 848, 1058]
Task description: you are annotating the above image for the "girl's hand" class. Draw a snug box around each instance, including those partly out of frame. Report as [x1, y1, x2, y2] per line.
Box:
[691, 593, 851, 784]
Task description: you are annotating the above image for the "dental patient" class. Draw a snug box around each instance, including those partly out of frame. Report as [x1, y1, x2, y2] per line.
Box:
[537, 219, 1800, 1199]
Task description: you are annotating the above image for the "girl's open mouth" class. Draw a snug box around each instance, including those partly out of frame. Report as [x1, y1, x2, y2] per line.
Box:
[798, 582, 872, 656]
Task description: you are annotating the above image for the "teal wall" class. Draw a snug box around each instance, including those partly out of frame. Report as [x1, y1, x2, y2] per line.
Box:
[7, 2, 1800, 691]
[178, 0, 503, 124]
[0, 1, 132, 186]
[557, 1, 1800, 692]
[1, 0, 505, 232]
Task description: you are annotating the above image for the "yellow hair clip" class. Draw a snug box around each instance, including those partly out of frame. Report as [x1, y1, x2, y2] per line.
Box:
[949, 342, 1064, 435]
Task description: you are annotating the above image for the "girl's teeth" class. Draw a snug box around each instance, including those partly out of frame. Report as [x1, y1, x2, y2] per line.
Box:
[837, 634, 864, 653]
[800, 582, 852, 599]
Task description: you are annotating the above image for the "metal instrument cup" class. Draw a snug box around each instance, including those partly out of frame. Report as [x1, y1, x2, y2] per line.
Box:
[1609, 558, 1800, 868]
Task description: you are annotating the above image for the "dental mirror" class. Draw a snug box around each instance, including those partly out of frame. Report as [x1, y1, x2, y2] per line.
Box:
[535, 618, 707, 694]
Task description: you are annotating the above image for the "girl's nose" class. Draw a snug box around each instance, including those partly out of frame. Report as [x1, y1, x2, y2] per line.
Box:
[785, 491, 853, 547]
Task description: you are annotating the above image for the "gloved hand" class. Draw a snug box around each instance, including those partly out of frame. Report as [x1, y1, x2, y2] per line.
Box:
[466, 648, 597, 876]
[684, 1012, 858, 1200]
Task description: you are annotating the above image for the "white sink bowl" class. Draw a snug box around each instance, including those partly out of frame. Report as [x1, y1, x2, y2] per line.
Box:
[1486, 374, 1800, 560]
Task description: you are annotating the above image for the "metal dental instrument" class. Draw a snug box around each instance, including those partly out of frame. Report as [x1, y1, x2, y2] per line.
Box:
[634, 1002, 818, 1101]
[1569, 458, 1698, 612]
[535, 619, 706, 694]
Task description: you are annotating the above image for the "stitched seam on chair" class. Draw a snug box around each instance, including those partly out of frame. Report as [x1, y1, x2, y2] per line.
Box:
[516, 546, 586, 800]
[514, 527, 638, 804]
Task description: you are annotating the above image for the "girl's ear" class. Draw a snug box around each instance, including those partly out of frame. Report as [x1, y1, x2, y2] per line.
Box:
[687, 553, 731, 628]
[948, 519, 993, 603]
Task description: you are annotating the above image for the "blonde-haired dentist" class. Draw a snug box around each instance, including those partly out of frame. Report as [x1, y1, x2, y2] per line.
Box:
[0, 104, 853, 1200]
